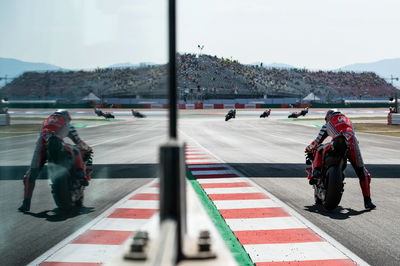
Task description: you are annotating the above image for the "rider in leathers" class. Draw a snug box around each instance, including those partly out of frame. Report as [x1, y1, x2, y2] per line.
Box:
[306, 109, 376, 209]
[18, 109, 92, 212]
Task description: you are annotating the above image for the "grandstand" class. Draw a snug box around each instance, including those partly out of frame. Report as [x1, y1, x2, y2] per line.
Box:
[0, 54, 397, 102]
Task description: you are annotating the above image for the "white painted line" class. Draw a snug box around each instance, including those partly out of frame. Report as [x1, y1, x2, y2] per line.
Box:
[213, 199, 279, 209]
[187, 164, 222, 169]
[226, 217, 307, 231]
[140, 187, 159, 194]
[119, 200, 158, 209]
[198, 177, 245, 184]
[245, 242, 348, 263]
[91, 218, 150, 231]
[191, 170, 235, 175]
[45, 244, 121, 263]
[203, 187, 260, 194]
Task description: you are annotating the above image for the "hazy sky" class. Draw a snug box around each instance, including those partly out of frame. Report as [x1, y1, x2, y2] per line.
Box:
[1, 0, 399, 70]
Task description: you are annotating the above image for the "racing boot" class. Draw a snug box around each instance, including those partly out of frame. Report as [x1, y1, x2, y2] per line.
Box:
[309, 168, 321, 185]
[18, 198, 31, 212]
[364, 196, 376, 210]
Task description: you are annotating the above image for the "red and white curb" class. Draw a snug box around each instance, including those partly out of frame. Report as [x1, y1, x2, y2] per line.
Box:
[185, 144, 368, 266]
[28, 181, 159, 266]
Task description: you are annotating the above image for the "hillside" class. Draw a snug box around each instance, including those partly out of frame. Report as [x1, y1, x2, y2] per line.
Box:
[0, 54, 397, 100]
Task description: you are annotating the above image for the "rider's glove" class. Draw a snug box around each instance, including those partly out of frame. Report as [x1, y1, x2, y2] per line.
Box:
[306, 141, 317, 152]
[18, 198, 31, 212]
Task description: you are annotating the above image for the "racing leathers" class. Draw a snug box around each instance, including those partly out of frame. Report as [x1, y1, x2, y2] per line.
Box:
[307, 112, 375, 209]
[19, 113, 92, 212]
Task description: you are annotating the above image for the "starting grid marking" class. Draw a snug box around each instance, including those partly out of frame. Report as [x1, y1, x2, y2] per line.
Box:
[185, 144, 366, 265]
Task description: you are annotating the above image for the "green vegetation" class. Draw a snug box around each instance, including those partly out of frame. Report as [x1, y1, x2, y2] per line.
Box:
[354, 123, 400, 137]
[0, 124, 40, 138]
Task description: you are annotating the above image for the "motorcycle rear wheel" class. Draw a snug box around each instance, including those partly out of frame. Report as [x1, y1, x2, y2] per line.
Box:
[49, 164, 73, 211]
[323, 166, 344, 210]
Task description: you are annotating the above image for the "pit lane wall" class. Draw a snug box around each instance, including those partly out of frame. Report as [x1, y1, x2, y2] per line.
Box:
[388, 113, 400, 125]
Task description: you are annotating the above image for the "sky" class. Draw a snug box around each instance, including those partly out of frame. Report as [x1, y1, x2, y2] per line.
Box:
[1, 0, 400, 70]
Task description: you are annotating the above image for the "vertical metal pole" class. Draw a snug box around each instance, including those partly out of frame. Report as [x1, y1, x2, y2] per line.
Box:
[168, 0, 177, 139]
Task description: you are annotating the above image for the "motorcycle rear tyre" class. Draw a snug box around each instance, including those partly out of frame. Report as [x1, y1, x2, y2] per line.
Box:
[323, 166, 344, 210]
[51, 170, 73, 211]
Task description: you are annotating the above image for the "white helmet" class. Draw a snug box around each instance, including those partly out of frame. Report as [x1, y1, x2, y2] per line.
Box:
[54, 109, 71, 122]
[325, 109, 340, 121]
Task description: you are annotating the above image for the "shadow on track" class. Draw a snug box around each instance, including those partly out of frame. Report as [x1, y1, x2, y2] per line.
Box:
[303, 204, 371, 220]
[20, 206, 95, 222]
[229, 163, 400, 178]
[0, 163, 158, 180]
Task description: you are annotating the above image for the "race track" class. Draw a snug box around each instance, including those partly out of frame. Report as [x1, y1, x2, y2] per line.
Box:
[0, 114, 167, 266]
[1, 108, 399, 265]
[179, 110, 400, 266]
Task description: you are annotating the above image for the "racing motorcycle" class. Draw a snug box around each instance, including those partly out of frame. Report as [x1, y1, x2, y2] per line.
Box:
[288, 108, 308, 118]
[47, 135, 93, 211]
[305, 135, 348, 210]
[131, 109, 146, 118]
[94, 108, 115, 119]
[225, 109, 236, 121]
[260, 109, 271, 118]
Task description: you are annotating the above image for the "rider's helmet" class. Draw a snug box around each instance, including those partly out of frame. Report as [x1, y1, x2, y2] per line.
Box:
[54, 109, 71, 122]
[325, 109, 340, 121]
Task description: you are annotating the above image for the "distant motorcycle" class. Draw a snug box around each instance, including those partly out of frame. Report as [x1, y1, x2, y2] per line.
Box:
[288, 108, 308, 118]
[260, 109, 271, 118]
[47, 135, 93, 211]
[103, 112, 115, 119]
[305, 135, 348, 210]
[131, 109, 146, 118]
[94, 108, 114, 119]
[225, 109, 236, 121]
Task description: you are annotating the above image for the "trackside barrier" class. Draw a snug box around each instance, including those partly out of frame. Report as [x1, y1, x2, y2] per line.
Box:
[151, 103, 163, 109]
[185, 104, 195, 109]
[388, 113, 400, 125]
[223, 104, 235, 109]
[0, 114, 10, 126]
[245, 103, 256, 108]
[203, 103, 214, 109]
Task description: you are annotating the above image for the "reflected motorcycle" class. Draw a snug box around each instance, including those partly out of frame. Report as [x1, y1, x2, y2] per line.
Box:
[260, 109, 271, 118]
[47, 135, 93, 211]
[305, 135, 348, 210]
[131, 109, 146, 118]
[225, 109, 236, 121]
[94, 108, 115, 119]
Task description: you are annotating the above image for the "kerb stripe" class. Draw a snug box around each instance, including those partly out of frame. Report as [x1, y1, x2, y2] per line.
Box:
[235, 228, 323, 244]
[256, 259, 357, 266]
[220, 207, 290, 219]
[209, 193, 269, 200]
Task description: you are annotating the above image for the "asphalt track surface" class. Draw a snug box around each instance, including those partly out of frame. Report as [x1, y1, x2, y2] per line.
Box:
[0, 114, 167, 266]
[1, 109, 399, 266]
[179, 110, 400, 266]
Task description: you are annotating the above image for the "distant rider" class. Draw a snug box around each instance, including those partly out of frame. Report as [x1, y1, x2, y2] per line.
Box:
[18, 109, 92, 212]
[300, 107, 309, 116]
[306, 109, 376, 209]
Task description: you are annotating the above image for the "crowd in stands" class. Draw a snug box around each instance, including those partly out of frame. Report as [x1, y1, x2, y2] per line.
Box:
[1, 53, 397, 100]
